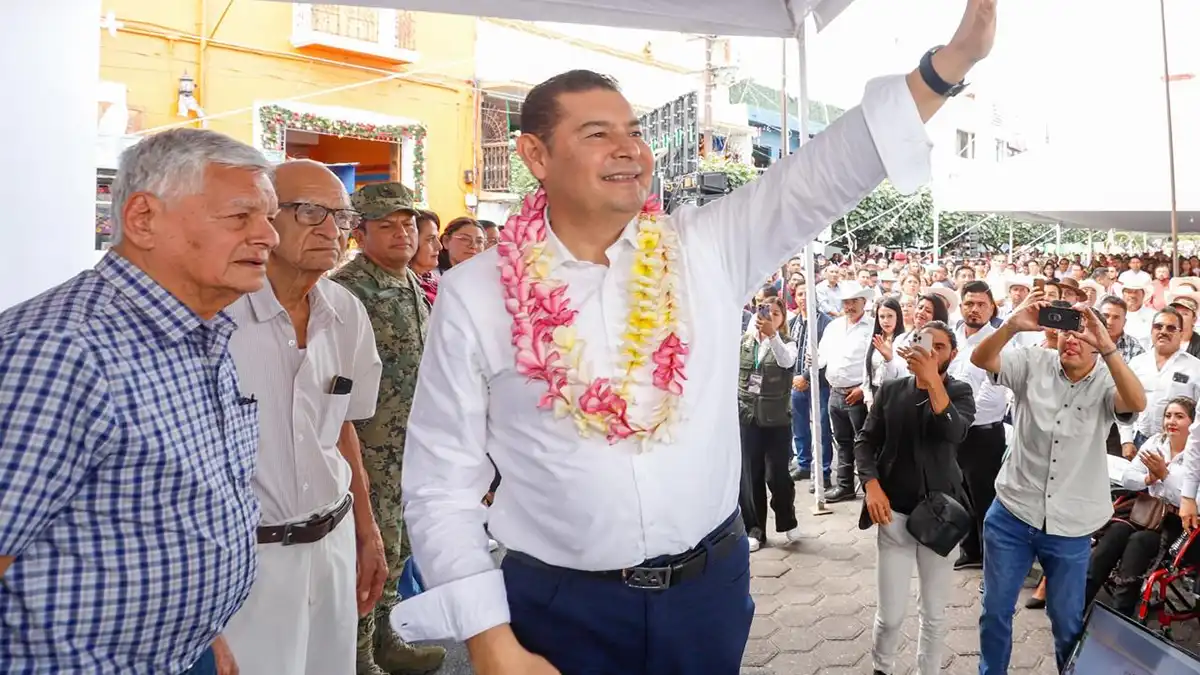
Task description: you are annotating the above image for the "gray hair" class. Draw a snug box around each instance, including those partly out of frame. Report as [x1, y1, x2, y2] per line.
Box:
[110, 128, 272, 245]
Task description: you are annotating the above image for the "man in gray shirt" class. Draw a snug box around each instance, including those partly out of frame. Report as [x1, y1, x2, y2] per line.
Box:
[970, 300, 1146, 674]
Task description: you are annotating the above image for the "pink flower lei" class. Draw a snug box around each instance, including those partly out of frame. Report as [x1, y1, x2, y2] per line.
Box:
[497, 188, 689, 446]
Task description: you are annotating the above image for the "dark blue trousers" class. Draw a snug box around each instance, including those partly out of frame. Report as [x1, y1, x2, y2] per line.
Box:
[503, 524, 754, 674]
[181, 647, 215, 675]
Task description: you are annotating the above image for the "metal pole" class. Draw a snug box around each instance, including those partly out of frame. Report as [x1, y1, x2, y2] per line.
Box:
[703, 35, 715, 156]
[932, 207, 941, 264]
[795, 23, 832, 517]
[780, 40, 789, 163]
[1056, 222, 1063, 256]
[1159, 0, 1180, 276]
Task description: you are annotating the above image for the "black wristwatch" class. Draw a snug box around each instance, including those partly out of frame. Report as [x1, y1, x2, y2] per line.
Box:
[919, 46, 967, 98]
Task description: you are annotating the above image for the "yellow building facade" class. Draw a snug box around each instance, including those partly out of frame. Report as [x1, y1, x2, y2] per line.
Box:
[99, 0, 478, 220]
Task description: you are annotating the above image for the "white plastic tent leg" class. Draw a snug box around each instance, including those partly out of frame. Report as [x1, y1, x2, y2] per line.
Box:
[793, 24, 833, 516]
[0, 1, 101, 310]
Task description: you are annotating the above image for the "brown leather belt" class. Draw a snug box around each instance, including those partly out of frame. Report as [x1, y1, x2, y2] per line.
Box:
[257, 495, 352, 546]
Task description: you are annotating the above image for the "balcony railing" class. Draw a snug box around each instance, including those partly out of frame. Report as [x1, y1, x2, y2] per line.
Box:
[293, 4, 419, 63]
[481, 141, 511, 193]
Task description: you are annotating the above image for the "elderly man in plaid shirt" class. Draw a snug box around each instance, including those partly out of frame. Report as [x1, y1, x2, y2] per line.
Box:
[0, 129, 278, 674]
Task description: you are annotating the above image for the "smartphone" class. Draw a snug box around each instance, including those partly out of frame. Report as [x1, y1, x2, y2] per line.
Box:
[1033, 278, 1046, 292]
[914, 332, 934, 353]
[1038, 305, 1082, 332]
[756, 304, 771, 319]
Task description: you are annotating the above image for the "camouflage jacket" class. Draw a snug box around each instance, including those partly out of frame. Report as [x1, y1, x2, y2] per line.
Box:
[330, 254, 429, 449]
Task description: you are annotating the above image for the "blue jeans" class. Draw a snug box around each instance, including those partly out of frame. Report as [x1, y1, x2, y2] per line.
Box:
[791, 379, 832, 477]
[979, 501, 1091, 674]
[398, 557, 425, 599]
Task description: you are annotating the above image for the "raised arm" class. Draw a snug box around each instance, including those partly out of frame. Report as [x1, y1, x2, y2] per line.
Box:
[681, 2, 996, 302]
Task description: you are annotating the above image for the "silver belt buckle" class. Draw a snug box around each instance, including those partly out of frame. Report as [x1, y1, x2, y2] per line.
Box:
[621, 565, 672, 590]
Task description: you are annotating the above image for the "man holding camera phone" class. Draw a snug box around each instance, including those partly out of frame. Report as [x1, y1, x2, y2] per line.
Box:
[970, 293, 1146, 673]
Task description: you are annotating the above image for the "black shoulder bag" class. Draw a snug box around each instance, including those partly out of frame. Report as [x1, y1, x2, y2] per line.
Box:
[906, 426, 973, 557]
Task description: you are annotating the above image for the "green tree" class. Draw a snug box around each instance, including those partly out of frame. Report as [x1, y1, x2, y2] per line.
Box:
[509, 142, 539, 203]
[699, 155, 758, 190]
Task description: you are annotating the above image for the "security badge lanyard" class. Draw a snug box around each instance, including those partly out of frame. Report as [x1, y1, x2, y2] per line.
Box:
[747, 341, 764, 395]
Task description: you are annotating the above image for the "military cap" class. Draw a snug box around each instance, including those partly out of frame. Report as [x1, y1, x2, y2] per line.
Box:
[351, 182, 419, 221]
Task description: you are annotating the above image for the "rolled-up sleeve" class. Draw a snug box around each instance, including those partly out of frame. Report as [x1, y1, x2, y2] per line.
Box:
[678, 74, 932, 304]
[767, 334, 798, 369]
[0, 333, 114, 557]
[391, 283, 509, 642]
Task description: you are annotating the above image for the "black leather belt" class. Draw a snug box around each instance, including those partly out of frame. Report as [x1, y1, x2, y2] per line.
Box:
[506, 512, 745, 591]
[257, 495, 352, 546]
[972, 421, 1004, 431]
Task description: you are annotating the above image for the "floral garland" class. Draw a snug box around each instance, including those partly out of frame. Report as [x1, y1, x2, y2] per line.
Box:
[257, 104, 427, 203]
[498, 189, 689, 446]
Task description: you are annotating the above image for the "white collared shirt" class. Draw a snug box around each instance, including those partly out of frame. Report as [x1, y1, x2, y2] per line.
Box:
[227, 279, 382, 524]
[816, 314, 872, 388]
[393, 75, 932, 643]
[1124, 305, 1156, 350]
[1122, 433, 1187, 506]
[949, 322, 1011, 426]
[992, 348, 1130, 537]
[1121, 348, 1200, 443]
[815, 280, 841, 316]
[750, 332, 798, 369]
[1118, 269, 1152, 287]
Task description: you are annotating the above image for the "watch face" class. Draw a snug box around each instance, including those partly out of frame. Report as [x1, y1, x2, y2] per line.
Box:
[947, 82, 968, 97]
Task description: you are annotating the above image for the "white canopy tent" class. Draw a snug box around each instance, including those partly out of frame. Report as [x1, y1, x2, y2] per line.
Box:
[315, 0, 858, 37]
[937, 123, 1200, 235]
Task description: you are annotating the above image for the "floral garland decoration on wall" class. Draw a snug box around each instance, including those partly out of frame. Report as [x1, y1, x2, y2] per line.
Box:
[258, 104, 427, 203]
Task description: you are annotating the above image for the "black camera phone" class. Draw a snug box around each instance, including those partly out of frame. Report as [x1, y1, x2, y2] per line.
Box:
[1038, 301, 1082, 332]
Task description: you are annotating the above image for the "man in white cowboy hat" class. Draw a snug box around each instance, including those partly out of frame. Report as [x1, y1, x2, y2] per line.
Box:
[878, 269, 898, 295]
[1121, 276, 1157, 350]
[1170, 276, 1200, 295]
[818, 282, 876, 504]
[997, 276, 1031, 319]
[390, 2, 997, 672]
[1080, 279, 1105, 308]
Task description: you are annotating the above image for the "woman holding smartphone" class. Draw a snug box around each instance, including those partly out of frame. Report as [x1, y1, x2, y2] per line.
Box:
[880, 293, 950, 382]
[737, 296, 801, 552]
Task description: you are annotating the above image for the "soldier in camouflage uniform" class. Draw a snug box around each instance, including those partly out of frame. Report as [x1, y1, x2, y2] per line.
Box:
[330, 183, 444, 675]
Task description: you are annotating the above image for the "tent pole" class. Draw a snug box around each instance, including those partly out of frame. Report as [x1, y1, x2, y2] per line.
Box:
[932, 207, 941, 264]
[1056, 222, 1063, 256]
[1008, 223, 1014, 255]
[795, 21, 831, 517]
[780, 41, 789, 163]
[1159, 0, 1180, 276]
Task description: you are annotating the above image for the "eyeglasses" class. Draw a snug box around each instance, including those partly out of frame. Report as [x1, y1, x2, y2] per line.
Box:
[279, 202, 362, 231]
[1152, 323, 1181, 333]
[451, 234, 486, 248]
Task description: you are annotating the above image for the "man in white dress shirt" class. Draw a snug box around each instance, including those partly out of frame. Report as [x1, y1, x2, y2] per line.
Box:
[392, 4, 996, 673]
[223, 161, 387, 675]
[1118, 256, 1153, 288]
[948, 281, 1010, 571]
[1120, 308, 1200, 455]
[817, 284, 875, 503]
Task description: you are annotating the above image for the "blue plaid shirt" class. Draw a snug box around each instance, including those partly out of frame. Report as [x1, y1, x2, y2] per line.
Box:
[0, 253, 260, 673]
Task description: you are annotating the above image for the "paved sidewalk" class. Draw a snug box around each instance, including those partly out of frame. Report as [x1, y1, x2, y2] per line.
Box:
[742, 491, 1200, 674]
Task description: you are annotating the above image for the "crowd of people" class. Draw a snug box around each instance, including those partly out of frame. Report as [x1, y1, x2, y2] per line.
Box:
[735, 246, 1200, 672]
[7, 4, 1199, 675]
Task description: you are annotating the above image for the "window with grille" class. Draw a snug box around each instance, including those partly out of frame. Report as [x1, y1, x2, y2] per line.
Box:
[312, 4, 379, 43]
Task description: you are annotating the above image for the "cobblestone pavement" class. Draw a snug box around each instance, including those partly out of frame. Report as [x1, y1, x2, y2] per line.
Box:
[741, 489, 1200, 675]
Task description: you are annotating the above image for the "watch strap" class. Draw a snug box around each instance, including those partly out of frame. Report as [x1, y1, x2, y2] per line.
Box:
[920, 46, 967, 98]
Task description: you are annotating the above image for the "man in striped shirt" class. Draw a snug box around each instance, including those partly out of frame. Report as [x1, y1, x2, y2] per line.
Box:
[0, 129, 277, 673]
